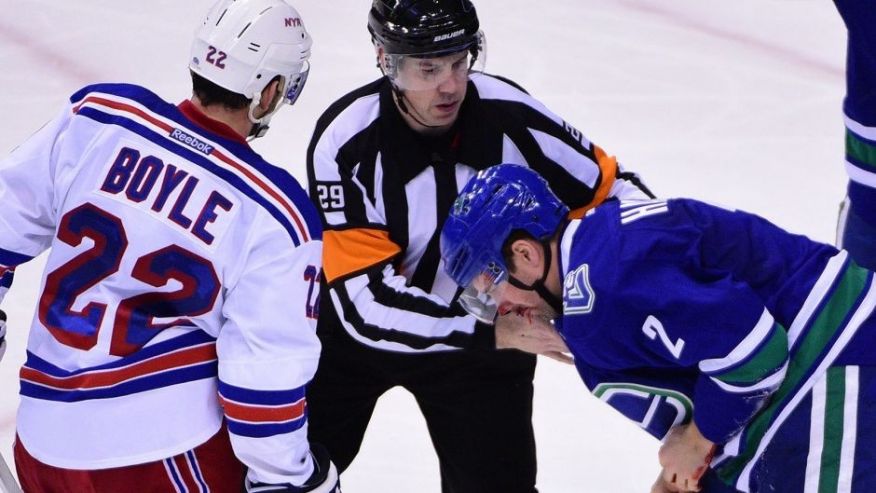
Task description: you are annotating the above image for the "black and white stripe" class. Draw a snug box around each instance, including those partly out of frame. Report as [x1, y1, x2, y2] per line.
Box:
[307, 74, 652, 352]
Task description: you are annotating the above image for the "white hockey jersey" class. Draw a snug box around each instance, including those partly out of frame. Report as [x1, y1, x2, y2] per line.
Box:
[0, 83, 323, 485]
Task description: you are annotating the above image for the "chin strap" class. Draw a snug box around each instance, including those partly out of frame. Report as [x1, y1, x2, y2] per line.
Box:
[506, 240, 563, 315]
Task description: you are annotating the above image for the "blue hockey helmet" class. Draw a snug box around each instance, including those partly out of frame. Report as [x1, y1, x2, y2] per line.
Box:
[441, 164, 569, 293]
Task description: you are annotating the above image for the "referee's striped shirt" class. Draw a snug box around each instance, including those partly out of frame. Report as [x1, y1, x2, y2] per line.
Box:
[306, 74, 653, 353]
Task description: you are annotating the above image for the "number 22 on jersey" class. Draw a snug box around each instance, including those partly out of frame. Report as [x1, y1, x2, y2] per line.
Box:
[38, 203, 220, 357]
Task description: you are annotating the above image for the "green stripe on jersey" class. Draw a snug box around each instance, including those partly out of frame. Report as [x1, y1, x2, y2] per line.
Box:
[712, 325, 788, 387]
[847, 130, 876, 170]
[717, 262, 869, 486]
[818, 368, 846, 493]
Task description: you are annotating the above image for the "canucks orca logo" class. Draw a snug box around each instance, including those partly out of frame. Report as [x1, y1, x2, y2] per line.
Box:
[563, 264, 595, 315]
[593, 383, 692, 440]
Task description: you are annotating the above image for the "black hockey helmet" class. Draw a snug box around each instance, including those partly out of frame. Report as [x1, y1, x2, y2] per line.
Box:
[368, 0, 481, 56]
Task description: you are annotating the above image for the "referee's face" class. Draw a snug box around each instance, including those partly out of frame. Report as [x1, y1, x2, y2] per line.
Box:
[396, 51, 469, 133]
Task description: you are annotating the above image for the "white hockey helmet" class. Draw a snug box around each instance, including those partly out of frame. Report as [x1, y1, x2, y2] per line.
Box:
[190, 0, 312, 137]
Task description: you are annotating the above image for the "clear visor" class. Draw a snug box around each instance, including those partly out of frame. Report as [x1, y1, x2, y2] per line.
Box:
[457, 266, 503, 324]
[383, 32, 486, 92]
[282, 61, 310, 106]
[459, 285, 499, 324]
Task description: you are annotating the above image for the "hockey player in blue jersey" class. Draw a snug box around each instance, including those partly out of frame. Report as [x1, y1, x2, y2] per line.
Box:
[835, 0, 876, 270]
[441, 164, 876, 493]
[0, 0, 340, 492]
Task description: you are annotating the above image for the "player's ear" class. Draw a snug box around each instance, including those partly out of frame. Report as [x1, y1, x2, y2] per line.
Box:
[510, 238, 543, 271]
[258, 77, 282, 113]
[375, 46, 391, 74]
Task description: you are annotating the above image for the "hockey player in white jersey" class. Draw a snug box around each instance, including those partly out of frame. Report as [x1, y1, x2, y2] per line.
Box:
[0, 1, 339, 492]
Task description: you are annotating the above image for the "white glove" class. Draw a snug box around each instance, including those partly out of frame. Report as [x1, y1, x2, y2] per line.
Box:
[245, 444, 340, 493]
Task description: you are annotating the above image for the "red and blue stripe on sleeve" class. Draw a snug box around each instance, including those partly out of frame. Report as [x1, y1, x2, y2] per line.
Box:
[218, 381, 307, 438]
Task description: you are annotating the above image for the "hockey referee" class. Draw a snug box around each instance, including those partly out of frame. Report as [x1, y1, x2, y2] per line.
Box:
[305, 0, 654, 491]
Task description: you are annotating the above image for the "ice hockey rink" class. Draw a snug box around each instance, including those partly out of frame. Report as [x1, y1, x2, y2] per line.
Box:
[0, 1, 848, 491]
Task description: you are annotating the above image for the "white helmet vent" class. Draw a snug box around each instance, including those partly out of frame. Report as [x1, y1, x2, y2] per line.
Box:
[215, 9, 228, 26]
[237, 22, 252, 38]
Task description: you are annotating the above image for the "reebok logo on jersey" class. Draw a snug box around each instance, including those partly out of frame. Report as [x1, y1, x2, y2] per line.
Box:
[434, 29, 465, 42]
[170, 129, 214, 156]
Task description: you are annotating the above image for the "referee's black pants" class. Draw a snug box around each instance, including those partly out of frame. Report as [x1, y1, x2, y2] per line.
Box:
[306, 320, 538, 493]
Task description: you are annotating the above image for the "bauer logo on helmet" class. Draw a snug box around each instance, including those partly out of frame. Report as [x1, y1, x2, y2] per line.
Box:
[433, 29, 466, 42]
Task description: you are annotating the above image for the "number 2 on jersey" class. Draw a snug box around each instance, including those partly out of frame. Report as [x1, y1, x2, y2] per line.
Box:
[38, 203, 220, 357]
[642, 315, 685, 359]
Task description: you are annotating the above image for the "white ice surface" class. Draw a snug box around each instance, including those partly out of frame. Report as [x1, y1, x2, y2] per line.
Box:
[0, 1, 847, 491]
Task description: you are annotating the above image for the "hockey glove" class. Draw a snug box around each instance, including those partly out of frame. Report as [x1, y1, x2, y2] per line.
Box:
[245, 444, 340, 493]
[0, 309, 7, 362]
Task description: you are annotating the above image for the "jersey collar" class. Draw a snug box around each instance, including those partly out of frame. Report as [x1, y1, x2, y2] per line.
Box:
[177, 100, 248, 146]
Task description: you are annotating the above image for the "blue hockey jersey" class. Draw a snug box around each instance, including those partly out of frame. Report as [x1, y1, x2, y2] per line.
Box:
[836, 0, 876, 127]
[835, 0, 876, 267]
[557, 199, 876, 492]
